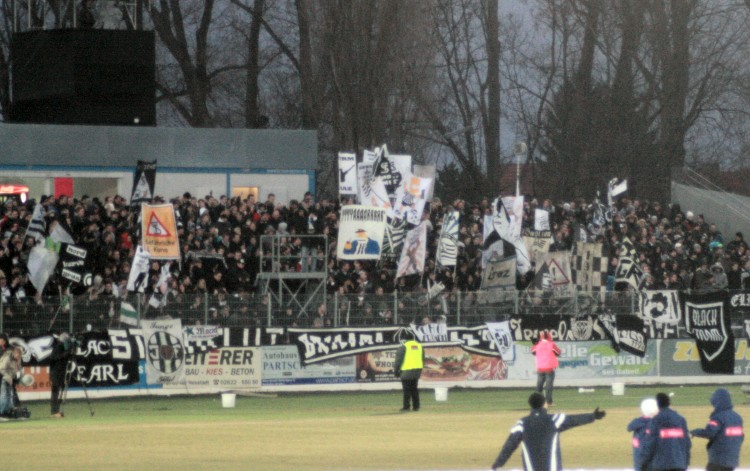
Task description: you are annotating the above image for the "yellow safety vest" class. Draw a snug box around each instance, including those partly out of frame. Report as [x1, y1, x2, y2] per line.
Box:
[401, 340, 423, 371]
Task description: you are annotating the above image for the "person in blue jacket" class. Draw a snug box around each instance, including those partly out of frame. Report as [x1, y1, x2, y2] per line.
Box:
[638, 392, 691, 471]
[628, 398, 659, 471]
[691, 388, 744, 471]
[491, 392, 605, 471]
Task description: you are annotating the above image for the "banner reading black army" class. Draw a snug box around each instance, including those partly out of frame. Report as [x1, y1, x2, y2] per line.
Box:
[683, 291, 734, 374]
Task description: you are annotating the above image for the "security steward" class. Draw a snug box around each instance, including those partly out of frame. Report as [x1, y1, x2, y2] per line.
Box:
[393, 329, 424, 412]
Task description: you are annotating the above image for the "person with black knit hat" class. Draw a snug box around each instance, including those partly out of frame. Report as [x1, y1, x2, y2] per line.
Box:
[638, 392, 691, 471]
[491, 392, 606, 471]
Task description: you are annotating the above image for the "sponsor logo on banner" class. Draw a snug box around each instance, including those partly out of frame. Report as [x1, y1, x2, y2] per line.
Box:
[263, 345, 355, 385]
[184, 347, 261, 389]
[141, 204, 180, 259]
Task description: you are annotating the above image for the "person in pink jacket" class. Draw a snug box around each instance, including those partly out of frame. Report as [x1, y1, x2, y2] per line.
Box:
[531, 330, 561, 406]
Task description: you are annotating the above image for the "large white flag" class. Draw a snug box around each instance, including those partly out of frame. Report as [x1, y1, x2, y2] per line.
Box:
[142, 318, 185, 385]
[534, 209, 550, 231]
[27, 240, 59, 292]
[396, 222, 427, 278]
[127, 245, 151, 293]
[148, 262, 172, 308]
[486, 321, 515, 361]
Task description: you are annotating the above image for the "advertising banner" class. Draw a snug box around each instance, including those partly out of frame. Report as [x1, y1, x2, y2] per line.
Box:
[660, 338, 750, 376]
[356, 350, 399, 382]
[422, 346, 508, 382]
[355, 347, 507, 383]
[507, 341, 658, 381]
[262, 345, 355, 385]
[183, 347, 262, 390]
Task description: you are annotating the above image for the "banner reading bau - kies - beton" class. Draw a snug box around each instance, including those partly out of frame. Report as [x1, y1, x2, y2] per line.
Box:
[337, 205, 387, 260]
[141, 203, 180, 260]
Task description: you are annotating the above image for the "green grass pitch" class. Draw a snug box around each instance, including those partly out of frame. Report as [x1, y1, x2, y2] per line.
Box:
[5, 385, 749, 470]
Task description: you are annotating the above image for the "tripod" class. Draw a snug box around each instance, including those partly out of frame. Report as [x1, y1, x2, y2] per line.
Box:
[60, 354, 95, 417]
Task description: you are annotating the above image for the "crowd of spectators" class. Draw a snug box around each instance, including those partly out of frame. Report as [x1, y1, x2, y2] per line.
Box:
[0, 189, 746, 333]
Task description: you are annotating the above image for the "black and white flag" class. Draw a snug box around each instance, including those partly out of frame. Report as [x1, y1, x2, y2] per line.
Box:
[25, 203, 46, 244]
[486, 321, 515, 361]
[59, 244, 92, 286]
[127, 245, 150, 293]
[607, 178, 628, 206]
[337, 152, 357, 196]
[597, 313, 647, 357]
[615, 256, 643, 290]
[638, 291, 681, 326]
[436, 210, 460, 267]
[683, 291, 734, 374]
[131, 160, 157, 204]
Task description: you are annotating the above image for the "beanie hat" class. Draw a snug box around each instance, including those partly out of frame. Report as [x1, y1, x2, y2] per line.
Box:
[640, 398, 658, 418]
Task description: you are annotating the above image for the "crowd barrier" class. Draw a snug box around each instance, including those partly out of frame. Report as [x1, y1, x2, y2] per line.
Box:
[4, 288, 750, 334]
[12, 321, 750, 403]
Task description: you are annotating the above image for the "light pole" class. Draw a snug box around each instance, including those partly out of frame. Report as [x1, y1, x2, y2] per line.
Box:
[513, 141, 527, 197]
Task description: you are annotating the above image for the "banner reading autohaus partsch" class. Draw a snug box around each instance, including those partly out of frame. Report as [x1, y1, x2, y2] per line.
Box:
[682, 291, 734, 374]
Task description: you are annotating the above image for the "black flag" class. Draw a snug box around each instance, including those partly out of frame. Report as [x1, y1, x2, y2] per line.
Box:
[131, 160, 157, 204]
[683, 291, 734, 374]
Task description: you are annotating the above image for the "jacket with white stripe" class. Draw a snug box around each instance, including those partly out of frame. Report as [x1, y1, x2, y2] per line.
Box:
[492, 407, 596, 471]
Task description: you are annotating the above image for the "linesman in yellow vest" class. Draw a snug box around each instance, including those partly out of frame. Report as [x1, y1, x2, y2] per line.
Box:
[394, 329, 425, 412]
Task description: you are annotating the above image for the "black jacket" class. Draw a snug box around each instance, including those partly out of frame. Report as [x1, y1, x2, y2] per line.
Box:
[493, 407, 596, 471]
[49, 339, 72, 386]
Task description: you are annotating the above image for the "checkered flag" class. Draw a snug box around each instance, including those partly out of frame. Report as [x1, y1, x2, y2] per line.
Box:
[184, 337, 220, 355]
[572, 242, 609, 294]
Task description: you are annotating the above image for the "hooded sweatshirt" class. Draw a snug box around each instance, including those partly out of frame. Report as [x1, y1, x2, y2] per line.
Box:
[531, 332, 561, 373]
[691, 388, 744, 468]
[628, 399, 659, 471]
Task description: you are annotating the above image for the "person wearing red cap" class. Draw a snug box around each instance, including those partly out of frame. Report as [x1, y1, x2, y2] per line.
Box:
[531, 330, 561, 406]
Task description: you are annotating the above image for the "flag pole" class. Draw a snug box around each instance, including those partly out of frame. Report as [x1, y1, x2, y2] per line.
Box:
[513, 142, 527, 197]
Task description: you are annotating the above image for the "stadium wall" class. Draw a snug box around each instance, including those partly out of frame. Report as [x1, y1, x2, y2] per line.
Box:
[16, 339, 748, 402]
[0, 123, 317, 203]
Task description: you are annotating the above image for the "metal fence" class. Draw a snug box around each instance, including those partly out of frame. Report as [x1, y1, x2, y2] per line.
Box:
[1, 288, 744, 335]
